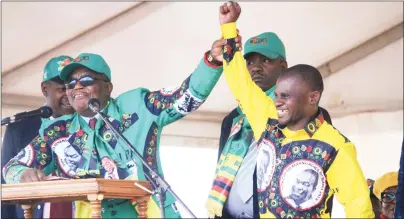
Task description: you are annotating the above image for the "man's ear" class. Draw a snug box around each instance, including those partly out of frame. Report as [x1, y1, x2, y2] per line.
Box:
[281, 59, 288, 70]
[107, 83, 113, 96]
[309, 91, 321, 105]
[41, 82, 48, 97]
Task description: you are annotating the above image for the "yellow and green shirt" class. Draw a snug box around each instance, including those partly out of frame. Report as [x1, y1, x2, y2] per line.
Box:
[221, 22, 374, 218]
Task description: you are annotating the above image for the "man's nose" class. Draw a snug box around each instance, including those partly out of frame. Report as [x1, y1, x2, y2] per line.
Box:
[73, 82, 84, 89]
[250, 65, 263, 75]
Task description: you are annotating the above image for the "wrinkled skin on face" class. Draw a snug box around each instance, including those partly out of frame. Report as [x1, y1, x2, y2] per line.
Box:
[65, 67, 113, 117]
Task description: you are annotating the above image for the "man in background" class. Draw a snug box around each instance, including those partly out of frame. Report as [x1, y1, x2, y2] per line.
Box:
[373, 172, 399, 219]
[1, 55, 75, 219]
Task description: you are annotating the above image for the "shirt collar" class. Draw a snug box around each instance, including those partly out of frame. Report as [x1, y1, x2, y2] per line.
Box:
[80, 113, 100, 124]
[69, 100, 117, 133]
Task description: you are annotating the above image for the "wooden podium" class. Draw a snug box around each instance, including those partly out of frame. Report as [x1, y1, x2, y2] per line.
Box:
[1, 178, 153, 218]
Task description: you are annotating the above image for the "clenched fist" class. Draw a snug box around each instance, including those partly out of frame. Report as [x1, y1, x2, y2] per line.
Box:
[219, 1, 241, 25]
[19, 168, 46, 183]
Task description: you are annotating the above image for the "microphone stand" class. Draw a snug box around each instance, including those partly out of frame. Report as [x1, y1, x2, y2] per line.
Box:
[94, 110, 197, 218]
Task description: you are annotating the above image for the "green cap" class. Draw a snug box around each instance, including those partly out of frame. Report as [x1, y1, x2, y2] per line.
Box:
[60, 53, 111, 81]
[243, 32, 286, 60]
[43, 56, 74, 82]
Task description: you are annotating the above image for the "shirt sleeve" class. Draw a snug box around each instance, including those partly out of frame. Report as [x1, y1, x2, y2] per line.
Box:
[221, 22, 277, 140]
[326, 142, 375, 218]
[1, 125, 20, 184]
[2, 135, 55, 184]
[143, 52, 223, 127]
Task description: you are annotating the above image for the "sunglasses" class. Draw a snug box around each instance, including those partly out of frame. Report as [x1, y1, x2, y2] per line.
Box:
[381, 192, 396, 203]
[65, 75, 109, 90]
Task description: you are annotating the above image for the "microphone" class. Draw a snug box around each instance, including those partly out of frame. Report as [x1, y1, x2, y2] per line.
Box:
[88, 98, 101, 113]
[86, 99, 196, 218]
[1, 106, 53, 126]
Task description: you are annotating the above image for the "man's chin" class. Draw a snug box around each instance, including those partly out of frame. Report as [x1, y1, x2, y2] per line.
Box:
[74, 106, 90, 116]
[252, 81, 268, 91]
[278, 117, 289, 126]
[62, 108, 75, 115]
[386, 210, 395, 218]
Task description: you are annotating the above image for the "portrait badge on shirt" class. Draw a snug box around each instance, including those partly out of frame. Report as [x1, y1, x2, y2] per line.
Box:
[256, 139, 277, 192]
[13, 144, 35, 166]
[279, 160, 326, 211]
[52, 136, 83, 177]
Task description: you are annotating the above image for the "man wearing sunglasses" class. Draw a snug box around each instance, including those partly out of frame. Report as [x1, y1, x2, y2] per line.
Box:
[1, 56, 75, 219]
[374, 171, 399, 218]
[3, 52, 225, 218]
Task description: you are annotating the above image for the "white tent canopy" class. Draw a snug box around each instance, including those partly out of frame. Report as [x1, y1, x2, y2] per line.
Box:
[2, 2, 403, 127]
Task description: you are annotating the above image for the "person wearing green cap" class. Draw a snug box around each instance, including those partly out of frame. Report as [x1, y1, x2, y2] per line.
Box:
[205, 13, 333, 219]
[42, 55, 76, 117]
[2, 50, 228, 218]
[205, 31, 287, 219]
[1, 55, 75, 219]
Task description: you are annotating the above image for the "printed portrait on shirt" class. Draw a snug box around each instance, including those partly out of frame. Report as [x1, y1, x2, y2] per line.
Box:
[101, 156, 120, 179]
[11, 144, 35, 166]
[257, 139, 277, 191]
[279, 160, 326, 211]
[100, 156, 128, 180]
[52, 137, 83, 176]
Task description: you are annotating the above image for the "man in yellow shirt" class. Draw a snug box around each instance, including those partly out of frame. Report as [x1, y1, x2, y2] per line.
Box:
[207, 2, 374, 218]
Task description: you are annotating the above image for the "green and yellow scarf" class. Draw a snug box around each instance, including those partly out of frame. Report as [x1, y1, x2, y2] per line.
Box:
[206, 87, 275, 218]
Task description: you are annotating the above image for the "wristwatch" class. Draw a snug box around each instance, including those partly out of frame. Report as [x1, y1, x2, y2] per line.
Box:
[207, 51, 223, 67]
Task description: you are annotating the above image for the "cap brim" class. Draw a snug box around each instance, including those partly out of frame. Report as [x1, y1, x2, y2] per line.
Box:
[60, 63, 85, 81]
[48, 76, 65, 85]
[244, 48, 281, 60]
[60, 62, 100, 81]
